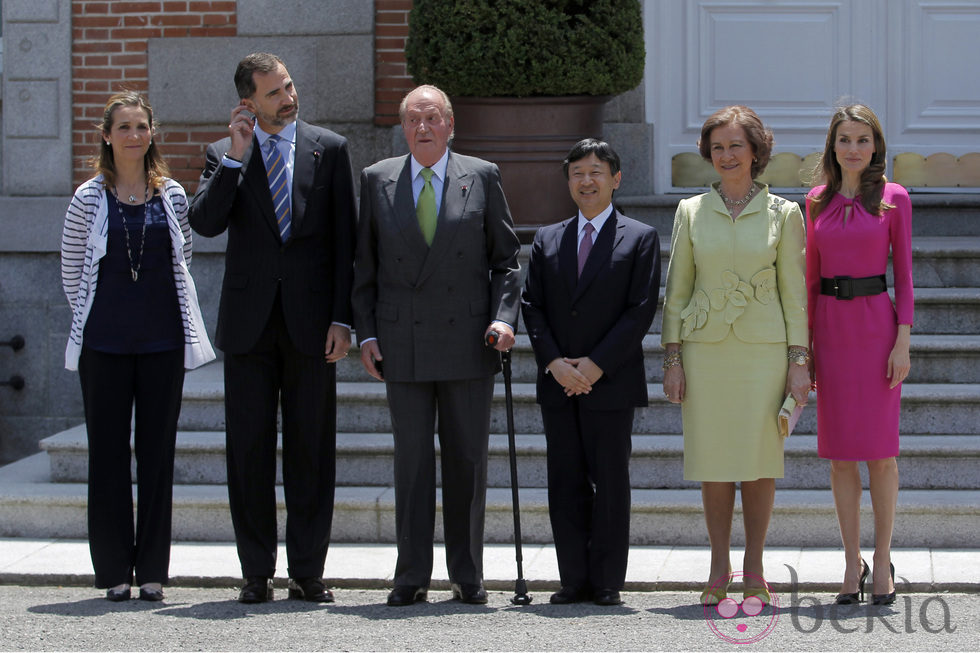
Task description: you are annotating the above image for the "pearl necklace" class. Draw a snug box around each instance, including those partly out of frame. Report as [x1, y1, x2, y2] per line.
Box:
[110, 183, 150, 282]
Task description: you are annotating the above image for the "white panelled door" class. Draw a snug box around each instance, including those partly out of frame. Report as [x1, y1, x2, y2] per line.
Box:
[645, 0, 980, 193]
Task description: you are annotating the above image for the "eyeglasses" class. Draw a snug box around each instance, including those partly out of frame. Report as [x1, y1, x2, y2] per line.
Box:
[716, 595, 766, 619]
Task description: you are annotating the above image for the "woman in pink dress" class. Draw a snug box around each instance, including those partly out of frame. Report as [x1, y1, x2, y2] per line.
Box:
[806, 105, 913, 606]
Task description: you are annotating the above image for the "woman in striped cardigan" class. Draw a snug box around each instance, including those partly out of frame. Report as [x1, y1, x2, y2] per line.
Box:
[61, 91, 215, 602]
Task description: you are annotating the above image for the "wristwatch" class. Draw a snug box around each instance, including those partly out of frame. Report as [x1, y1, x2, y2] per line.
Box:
[788, 349, 810, 366]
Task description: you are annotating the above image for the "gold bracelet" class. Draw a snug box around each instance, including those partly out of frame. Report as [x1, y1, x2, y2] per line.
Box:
[663, 351, 682, 371]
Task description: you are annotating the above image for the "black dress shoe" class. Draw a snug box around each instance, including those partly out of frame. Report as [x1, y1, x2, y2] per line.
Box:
[593, 589, 624, 606]
[238, 577, 274, 604]
[549, 586, 590, 605]
[451, 582, 488, 604]
[105, 586, 131, 602]
[288, 578, 335, 603]
[387, 585, 428, 606]
[138, 586, 164, 602]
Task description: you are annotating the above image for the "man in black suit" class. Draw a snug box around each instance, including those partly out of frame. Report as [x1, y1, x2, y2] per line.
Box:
[351, 85, 521, 606]
[189, 52, 356, 604]
[521, 139, 661, 606]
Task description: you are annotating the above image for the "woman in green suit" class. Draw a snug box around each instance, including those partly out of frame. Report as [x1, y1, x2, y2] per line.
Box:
[662, 106, 810, 606]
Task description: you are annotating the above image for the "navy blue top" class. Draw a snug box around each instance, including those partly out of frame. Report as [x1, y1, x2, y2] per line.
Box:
[84, 192, 182, 353]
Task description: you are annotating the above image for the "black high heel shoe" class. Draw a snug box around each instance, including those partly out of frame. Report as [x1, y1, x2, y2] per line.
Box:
[835, 558, 869, 604]
[872, 562, 896, 605]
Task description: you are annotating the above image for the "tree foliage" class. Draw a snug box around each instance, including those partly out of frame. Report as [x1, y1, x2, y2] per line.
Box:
[405, 0, 645, 97]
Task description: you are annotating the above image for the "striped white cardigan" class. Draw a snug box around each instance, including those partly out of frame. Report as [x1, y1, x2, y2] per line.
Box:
[61, 175, 216, 371]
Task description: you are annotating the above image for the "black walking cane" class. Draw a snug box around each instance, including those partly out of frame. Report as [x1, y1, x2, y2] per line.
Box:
[486, 330, 532, 605]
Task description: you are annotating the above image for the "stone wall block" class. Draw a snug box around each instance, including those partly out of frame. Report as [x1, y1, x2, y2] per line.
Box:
[5, 81, 60, 138]
[238, 0, 373, 35]
[313, 35, 374, 122]
[149, 36, 373, 125]
[604, 122, 655, 197]
[5, 24, 71, 78]
[3, 0, 61, 22]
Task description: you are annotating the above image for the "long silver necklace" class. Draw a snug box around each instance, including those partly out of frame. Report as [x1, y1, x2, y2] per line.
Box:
[110, 183, 149, 282]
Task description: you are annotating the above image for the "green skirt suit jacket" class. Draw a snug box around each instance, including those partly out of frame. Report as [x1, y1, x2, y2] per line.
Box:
[662, 184, 807, 481]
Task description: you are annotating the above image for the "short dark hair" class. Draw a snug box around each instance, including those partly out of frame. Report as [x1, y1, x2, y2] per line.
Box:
[562, 138, 621, 179]
[697, 105, 773, 179]
[234, 52, 285, 99]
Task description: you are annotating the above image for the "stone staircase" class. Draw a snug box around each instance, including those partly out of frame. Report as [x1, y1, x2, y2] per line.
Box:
[1, 195, 978, 549]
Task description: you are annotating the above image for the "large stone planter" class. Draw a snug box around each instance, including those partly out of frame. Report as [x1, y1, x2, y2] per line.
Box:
[451, 95, 609, 236]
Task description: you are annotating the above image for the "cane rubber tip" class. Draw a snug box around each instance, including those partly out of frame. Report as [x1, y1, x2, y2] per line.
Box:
[512, 594, 533, 605]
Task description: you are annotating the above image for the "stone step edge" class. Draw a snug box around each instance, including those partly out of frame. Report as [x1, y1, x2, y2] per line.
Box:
[639, 235, 980, 256]
[179, 380, 980, 404]
[1, 541, 973, 593]
[40, 426, 980, 458]
[3, 454, 977, 515]
[616, 193, 980, 209]
[357, 333, 980, 352]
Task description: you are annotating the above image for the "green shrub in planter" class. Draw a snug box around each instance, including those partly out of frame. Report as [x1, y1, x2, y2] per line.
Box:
[405, 0, 645, 97]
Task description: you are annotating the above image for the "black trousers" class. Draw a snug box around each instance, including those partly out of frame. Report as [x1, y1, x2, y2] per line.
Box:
[223, 296, 337, 579]
[542, 403, 634, 592]
[78, 346, 185, 588]
[385, 376, 494, 587]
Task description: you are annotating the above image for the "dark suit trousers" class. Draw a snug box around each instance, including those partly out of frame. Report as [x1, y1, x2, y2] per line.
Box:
[224, 294, 337, 579]
[542, 402, 634, 592]
[385, 376, 494, 587]
[79, 346, 184, 588]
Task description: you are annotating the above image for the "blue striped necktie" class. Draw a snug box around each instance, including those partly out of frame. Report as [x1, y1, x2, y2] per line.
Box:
[264, 134, 291, 241]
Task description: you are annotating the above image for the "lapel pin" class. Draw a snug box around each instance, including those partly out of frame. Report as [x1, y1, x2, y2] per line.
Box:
[461, 185, 468, 195]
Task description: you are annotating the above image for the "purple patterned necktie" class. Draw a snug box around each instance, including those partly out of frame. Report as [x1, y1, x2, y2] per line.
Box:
[577, 221, 595, 277]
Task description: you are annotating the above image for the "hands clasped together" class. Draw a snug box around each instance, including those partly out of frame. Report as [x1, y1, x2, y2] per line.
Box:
[548, 356, 604, 396]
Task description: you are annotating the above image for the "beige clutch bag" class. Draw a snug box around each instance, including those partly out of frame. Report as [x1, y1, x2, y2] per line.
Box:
[778, 394, 804, 438]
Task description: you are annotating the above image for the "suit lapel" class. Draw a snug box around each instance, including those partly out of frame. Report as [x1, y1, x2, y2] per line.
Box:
[574, 212, 624, 301]
[558, 218, 579, 299]
[418, 151, 471, 286]
[241, 137, 281, 238]
[290, 121, 317, 236]
[382, 156, 429, 255]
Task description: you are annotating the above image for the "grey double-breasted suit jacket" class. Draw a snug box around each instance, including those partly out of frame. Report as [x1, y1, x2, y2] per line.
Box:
[351, 151, 521, 380]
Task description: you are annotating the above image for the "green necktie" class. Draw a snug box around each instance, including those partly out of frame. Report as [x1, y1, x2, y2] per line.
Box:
[417, 167, 437, 245]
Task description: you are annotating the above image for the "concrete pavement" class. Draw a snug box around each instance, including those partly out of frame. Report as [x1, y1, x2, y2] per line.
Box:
[2, 540, 977, 651]
[1, 585, 976, 651]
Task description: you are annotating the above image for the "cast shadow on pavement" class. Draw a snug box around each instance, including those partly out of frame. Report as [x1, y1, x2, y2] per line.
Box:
[645, 601, 900, 622]
[26, 597, 330, 619]
[28, 597, 179, 617]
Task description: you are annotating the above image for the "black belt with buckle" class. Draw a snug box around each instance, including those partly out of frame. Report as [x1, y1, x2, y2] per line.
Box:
[820, 274, 887, 300]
